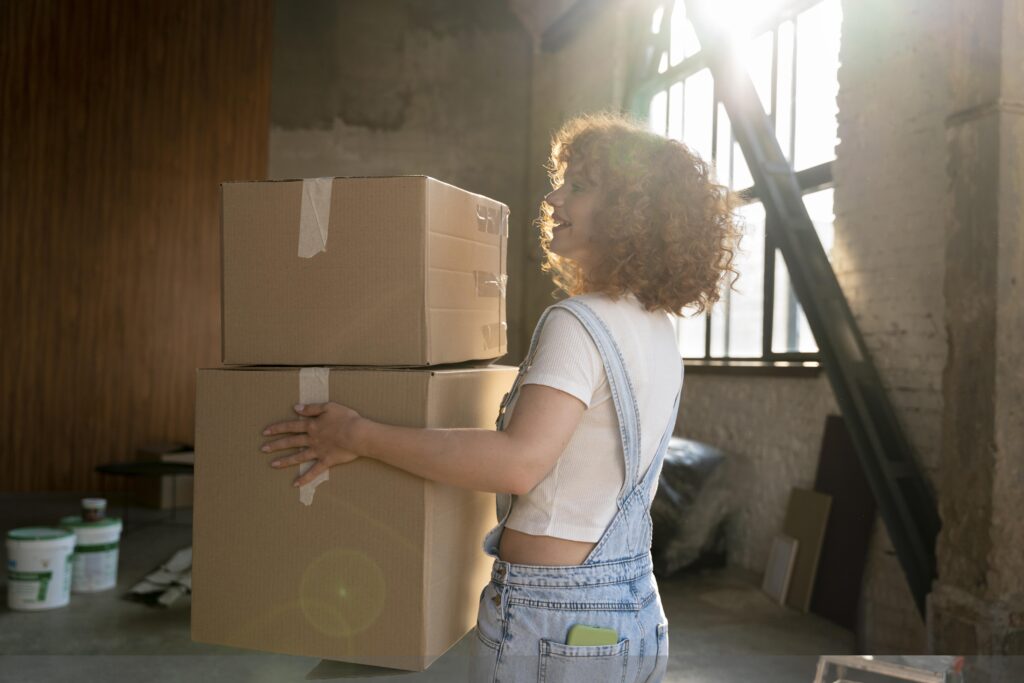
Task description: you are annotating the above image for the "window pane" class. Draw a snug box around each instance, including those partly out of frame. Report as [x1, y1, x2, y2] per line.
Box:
[732, 133, 753, 190]
[651, 5, 665, 34]
[804, 187, 835, 259]
[776, 21, 795, 162]
[669, 1, 700, 66]
[709, 304, 727, 357]
[714, 101, 731, 185]
[677, 311, 707, 358]
[796, 299, 817, 352]
[794, 0, 841, 170]
[728, 201, 765, 357]
[683, 69, 714, 163]
[775, 186, 834, 354]
[772, 251, 817, 353]
[649, 90, 668, 136]
[667, 81, 683, 141]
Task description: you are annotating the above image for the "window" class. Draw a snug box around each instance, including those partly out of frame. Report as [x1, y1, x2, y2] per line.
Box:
[631, 0, 842, 361]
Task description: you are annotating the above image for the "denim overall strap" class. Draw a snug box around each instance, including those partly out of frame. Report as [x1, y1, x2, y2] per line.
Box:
[547, 298, 643, 497]
[489, 303, 571, 529]
[583, 354, 681, 563]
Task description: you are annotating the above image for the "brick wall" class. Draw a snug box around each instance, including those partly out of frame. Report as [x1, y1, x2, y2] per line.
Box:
[833, 0, 953, 652]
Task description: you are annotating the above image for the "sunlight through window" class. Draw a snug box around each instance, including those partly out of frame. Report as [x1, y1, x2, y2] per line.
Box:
[639, 0, 842, 361]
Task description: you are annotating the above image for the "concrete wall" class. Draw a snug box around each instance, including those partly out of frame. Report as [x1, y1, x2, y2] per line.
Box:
[520, 0, 635, 350]
[928, 0, 1024, 670]
[268, 0, 534, 361]
[678, 374, 837, 573]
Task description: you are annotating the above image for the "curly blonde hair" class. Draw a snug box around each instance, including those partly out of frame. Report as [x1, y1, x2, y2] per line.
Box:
[538, 112, 741, 315]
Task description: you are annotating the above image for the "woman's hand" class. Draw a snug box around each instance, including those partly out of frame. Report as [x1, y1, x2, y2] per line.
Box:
[261, 402, 364, 487]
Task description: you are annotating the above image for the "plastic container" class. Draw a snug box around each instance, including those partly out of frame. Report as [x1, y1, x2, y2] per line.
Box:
[59, 516, 123, 593]
[81, 497, 107, 522]
[6, 527, 76, 610]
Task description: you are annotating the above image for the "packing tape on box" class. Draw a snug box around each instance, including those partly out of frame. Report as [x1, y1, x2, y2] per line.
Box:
[476, 204, 508, 237]
[474, 271, 507, 298]
[297, 367, 330, 506]
[476, 204, 508, 350]
[482, 322, 508, 349]
[298, 178, 333, 258]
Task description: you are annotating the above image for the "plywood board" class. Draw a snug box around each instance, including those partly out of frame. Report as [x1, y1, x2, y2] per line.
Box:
[811, 415, 876, 629]
[782, 488, 832, 613]
[762, 534, 799, 605]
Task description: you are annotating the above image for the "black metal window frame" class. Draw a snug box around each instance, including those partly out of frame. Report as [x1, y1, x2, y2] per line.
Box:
[627, 0, 837, 363]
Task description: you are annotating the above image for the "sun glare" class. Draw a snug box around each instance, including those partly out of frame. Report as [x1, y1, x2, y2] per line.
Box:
[698, 0, 785, 40]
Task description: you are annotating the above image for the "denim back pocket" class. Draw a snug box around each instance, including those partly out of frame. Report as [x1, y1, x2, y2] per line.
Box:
[537, 637, 629, 683]
[475, 583, 503, 651]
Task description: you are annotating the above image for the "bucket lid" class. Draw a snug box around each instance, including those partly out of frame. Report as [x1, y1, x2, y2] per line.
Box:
[59, 516, 121, 529]
[7, 527, 74, 542]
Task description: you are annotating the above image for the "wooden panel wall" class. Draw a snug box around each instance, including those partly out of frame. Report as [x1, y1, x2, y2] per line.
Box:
[1, 1, 272, 491]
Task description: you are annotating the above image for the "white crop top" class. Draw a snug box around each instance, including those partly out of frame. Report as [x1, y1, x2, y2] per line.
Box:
[503, 292, 684, 543]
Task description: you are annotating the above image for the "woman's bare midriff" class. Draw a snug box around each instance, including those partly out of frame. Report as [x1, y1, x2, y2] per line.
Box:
[498, 527, 597, 566]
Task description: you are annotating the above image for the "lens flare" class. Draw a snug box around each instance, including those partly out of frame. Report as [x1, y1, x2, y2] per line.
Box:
[300, 549, 387, 637]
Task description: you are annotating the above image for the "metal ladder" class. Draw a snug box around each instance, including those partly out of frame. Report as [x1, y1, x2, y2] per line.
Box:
[680, 0, 941, 617]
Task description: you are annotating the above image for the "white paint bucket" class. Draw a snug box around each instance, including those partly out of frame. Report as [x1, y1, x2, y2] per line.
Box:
[59, 516, 123, 593]
[6, 527, 76, 611]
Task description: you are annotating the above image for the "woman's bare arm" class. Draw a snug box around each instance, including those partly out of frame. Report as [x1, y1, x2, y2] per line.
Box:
[262, 384, 586, 495]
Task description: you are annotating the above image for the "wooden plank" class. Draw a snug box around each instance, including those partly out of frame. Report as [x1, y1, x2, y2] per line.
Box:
[782, 488, 832, 613]
[762, 534, 799, 605]
[0, 0, 272, 491]
[811, 415, 876, 629]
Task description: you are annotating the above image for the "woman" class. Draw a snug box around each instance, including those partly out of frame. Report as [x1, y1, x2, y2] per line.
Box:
[261, 112, 739, 682]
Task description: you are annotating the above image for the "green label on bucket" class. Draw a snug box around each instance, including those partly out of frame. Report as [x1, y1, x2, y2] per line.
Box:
[76, 542, 119, 554]
[9, 570, 52, 601]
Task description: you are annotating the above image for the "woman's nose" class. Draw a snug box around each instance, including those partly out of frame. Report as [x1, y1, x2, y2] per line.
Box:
[544, 189, 562, 206]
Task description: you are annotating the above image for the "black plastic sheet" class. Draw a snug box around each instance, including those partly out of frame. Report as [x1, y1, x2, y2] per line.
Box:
[651, 437, 739, 577]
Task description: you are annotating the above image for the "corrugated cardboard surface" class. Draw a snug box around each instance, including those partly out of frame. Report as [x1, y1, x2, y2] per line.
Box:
[221, 176, 508, 367]
[192, 365, 515, 670]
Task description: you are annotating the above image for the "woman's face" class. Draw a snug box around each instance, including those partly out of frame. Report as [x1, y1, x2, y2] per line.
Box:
[543, 166, 600, 267]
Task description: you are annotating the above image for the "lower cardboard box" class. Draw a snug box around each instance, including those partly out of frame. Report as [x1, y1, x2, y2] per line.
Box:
[192, 364, 516, 671]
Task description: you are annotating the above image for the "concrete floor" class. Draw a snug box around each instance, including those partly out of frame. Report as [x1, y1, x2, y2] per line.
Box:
[0, 493, 860, 683]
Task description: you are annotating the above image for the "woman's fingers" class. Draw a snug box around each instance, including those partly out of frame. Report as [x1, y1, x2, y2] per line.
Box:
[262, 419, 307, 436]
[270, 447, 317, 469]
[261, 434, 309, 453]
[293, 459, 329, 487]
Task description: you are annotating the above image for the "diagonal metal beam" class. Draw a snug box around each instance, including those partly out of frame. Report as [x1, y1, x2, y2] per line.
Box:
[683, 0, 940, 617]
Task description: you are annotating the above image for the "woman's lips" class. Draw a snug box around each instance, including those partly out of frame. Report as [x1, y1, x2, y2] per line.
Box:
[553, 222, 572, 233]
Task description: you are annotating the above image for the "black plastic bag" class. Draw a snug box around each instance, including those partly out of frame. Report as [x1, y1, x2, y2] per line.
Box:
[651, 437, 738, 577]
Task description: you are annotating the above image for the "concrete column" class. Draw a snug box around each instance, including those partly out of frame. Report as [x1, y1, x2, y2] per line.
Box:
[929, 0, 1024, 671]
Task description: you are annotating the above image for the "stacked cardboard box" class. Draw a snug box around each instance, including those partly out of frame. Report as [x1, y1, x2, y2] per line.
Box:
[192, 176, 516, 671]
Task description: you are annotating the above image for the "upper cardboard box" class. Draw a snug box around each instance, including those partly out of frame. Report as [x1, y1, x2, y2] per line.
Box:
[221, 176, 508, 366]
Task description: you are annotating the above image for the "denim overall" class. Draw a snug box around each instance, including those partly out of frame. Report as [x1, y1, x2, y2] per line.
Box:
[469, 298, 683, 683]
